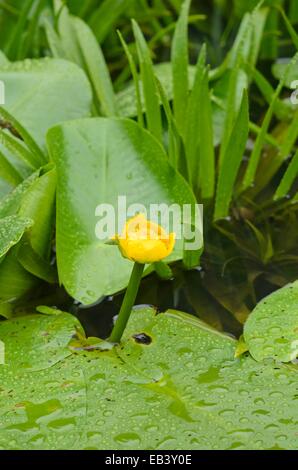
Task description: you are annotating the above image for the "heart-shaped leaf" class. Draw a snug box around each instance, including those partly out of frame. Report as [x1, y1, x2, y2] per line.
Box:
[0, 58, 92, 149]
[47, 117, 201, 304]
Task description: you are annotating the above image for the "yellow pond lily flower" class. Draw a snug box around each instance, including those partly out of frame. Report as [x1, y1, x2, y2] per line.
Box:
[115, 214, 175, 264]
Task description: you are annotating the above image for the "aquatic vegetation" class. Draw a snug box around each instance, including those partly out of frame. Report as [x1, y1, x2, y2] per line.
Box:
[0, 0, 297, 451]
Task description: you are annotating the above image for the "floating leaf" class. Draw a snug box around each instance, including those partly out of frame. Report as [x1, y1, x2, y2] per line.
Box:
[0, 308, 297, 449]
[0, 312, 81, 371]
[244, 281, 298, 362]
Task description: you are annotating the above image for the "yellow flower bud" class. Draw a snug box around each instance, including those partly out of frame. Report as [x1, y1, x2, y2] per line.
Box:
[115, 214, 175, 264]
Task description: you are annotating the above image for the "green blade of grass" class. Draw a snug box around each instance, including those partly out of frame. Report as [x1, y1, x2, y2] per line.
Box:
[19, 0, 46, 59]
[249, 122, 279, 148]
[278, 7, 298, 50]
[132, 19, 162, 142]
[289, 0, 298, 22]
[251, 110, 298, 196]
[55, 2, 82, 64]
[46, 3, 117, 116]
[241, 54, 298, 191]
[4, 0, 35, 59]
[117, 30, 144, 127]
[274, 149, 298, 200]
[214, 91, 249, 221]
[155, 77, 180, 168]
[260, 8, 279, 60]
[72, 17, 117, 117]
[0, 130, 38, 170]
[43, 18, 66, 58]
[198, 68, 215, 200]
[184, 44, 206, 187]
[88, 0, 132, 43]
[171, 0, 191, 135]
[248, 65, 290, 120]
[219, 61, 247, 166]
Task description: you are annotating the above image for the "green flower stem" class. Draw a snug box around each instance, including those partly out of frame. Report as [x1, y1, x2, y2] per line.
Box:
[109, 262, 145, 343]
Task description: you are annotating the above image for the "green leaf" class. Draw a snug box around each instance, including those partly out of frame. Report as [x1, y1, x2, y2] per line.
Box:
[132, 20, 163, 142]
[184, 45, 205, 185]
[0, 58, 92, 150]
[116, 63, 197, 118]
[45, 4, 116, 116]
[0, 169, 56, 303]
[0, 150, 22, 187]
[219, 64, 248, 165]
[0, 308, 297, 449]
[0, 247, 37, 303]
[0, 128, 40, 170]
[0, 171, 40, 219]
[47, 117, 200, 304]
[244, 281, 298, 362]
[0, 51, 9, 65]
[71, 17, 117, 117]
[274, 149, 298, 199]
[0, 106, 45, 163]
[242, 54, 298, 191]
[88, 0, 132, 43]
[235, 335, 249, 358]
[0, 311, 81, 371]
[3, 0, 35, 60]
[214, 91, 249, 220]
[72, 18, 117, 116]
[252, 110, 298, 194]
[17, 238, 58, 284]
[279, 7, 298, 50]
[118, 30, 144, 127]
[272, 57, 298, 88]
[155, 77, 180, 168]
[18, 168, 56, 258]
[0, 215, 32, 258]
[171, 0, 191, 134]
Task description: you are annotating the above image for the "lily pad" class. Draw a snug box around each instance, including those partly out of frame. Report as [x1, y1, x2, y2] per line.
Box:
[0, 312, 81, 371]
[244, 281, 298, 362]
[0, 308, 297, 449]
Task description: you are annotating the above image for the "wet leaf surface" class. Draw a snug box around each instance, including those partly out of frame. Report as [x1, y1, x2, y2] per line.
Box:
[244, 281, 298, 362]
[0, 308, 297, 449]
[0, 312, 81, 371]
[0, 215, 32, 258]
[47, 117, 200, 304]
[0, 58, 92, 149]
